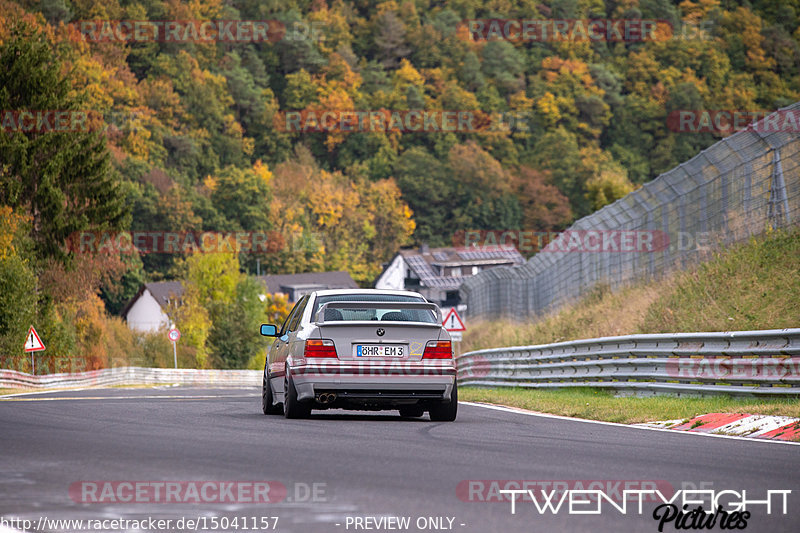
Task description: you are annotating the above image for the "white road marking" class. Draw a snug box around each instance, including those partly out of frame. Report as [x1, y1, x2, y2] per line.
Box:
[1, 385, 256, 398]
[0, 394, 257, 401]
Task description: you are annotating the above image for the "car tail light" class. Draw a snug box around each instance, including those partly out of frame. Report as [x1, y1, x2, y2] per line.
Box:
[423, 340, 452, 359]
[304, 339, 338, 358]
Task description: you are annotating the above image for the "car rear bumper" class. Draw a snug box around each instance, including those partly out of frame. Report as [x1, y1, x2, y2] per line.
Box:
[290, 360, 456, 403]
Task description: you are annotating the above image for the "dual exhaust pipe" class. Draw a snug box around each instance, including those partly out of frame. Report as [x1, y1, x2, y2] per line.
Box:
[316, 392, 337, 404]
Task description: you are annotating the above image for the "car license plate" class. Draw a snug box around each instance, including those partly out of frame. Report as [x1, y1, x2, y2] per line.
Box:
[356, 345, 405, 357]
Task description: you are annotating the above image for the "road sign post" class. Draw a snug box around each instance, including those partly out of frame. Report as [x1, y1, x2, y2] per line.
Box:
[442, 308, 466, 356]
[168, 327, 181, 369]
[24, 326, 46, 375]
[442, 308, 466, 332]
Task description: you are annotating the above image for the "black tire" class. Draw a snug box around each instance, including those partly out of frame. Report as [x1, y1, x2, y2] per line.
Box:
[283, 372, 311, 419]
[262, 371, 282, 415]
[429, 382, 458, 422]
[398, 406, 424, 418]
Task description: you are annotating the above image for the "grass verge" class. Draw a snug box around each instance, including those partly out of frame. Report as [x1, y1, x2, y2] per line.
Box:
[460, 386, 800, 424]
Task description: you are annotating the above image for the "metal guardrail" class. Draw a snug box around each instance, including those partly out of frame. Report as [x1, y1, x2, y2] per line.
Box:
[4, 330, 800, 397]
[0, 367, 260, 390]
[457, 328, 800, 396]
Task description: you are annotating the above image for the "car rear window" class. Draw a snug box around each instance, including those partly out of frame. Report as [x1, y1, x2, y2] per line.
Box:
[313, 294, 437, 324]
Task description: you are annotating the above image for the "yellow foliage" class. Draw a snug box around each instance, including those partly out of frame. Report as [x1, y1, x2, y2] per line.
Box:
[541, 56, 591, 83]
[623, 50, 663, 97]
[253, 160, 273, 186]
[679, 0, 721, 23]
[174, 285, 211, 368]
[308, 6, 353, 56]
[375, 1, 401, 18]
[509, 91, 534, 111]
[309, 85, 355, 150]
[177, 252, 243, 368]
[0, 206, 27, 260]
[308, 171, 359, 227]
[323, 53, 363, 93]
[394, 59, 425, 89]
[721, 7, 775, 71]
[264, 292, 290, 324]
[185, 252, 241, 305]
[71, 293, 113, 370]
[581, 146, 635, 211]
[203, 175, 218, 192]
[537, 92, 561, 126]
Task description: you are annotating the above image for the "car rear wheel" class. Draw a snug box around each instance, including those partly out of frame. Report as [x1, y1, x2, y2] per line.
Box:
[398, 406, 424, 418]
[284, 372, 311, 419]
[429, 382, 458, 422]
[262, 372, 282, 415]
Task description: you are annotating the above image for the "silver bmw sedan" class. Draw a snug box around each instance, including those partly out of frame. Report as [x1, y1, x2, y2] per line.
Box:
[260, 289, 457, 421]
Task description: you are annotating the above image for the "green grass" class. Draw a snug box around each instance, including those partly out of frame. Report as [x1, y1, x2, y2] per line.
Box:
[643, 228, 800, 333]
[461, 228, 800, 353]
[460, 386, 800, 424]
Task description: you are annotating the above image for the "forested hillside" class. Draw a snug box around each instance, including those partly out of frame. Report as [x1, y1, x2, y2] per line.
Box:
[1, 0, 798, 368]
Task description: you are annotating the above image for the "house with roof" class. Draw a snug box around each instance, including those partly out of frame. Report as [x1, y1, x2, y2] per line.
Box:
[373, 245, 525, 308]
[122, 271, 358, 332]
[254, 271, 359, 302]
[122, 281, 185, 332]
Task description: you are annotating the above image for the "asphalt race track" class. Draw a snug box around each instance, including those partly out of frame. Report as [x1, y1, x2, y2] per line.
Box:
[1, 387, 798, 533]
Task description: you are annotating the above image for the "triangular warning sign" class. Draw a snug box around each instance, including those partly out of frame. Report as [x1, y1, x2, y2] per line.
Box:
[24, 326, 45, 352]
[442, 308, 466, 332]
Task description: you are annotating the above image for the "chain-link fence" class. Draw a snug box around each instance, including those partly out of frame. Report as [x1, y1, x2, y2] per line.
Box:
[461, 102, 800, 319]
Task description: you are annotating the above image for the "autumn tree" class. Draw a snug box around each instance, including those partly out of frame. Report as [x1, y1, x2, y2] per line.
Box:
[512, 167, 573, 233]
[0, 21, 128, 265]
[177, 252, 240, 368]
[0, 206, 36, 359]
[373, 10, 411, 68]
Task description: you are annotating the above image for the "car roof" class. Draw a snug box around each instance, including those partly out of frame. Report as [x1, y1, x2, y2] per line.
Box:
[309, 288, 427, 299]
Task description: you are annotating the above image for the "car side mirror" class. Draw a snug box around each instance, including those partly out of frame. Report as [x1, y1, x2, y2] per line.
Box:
[260, 324, 278, 337]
